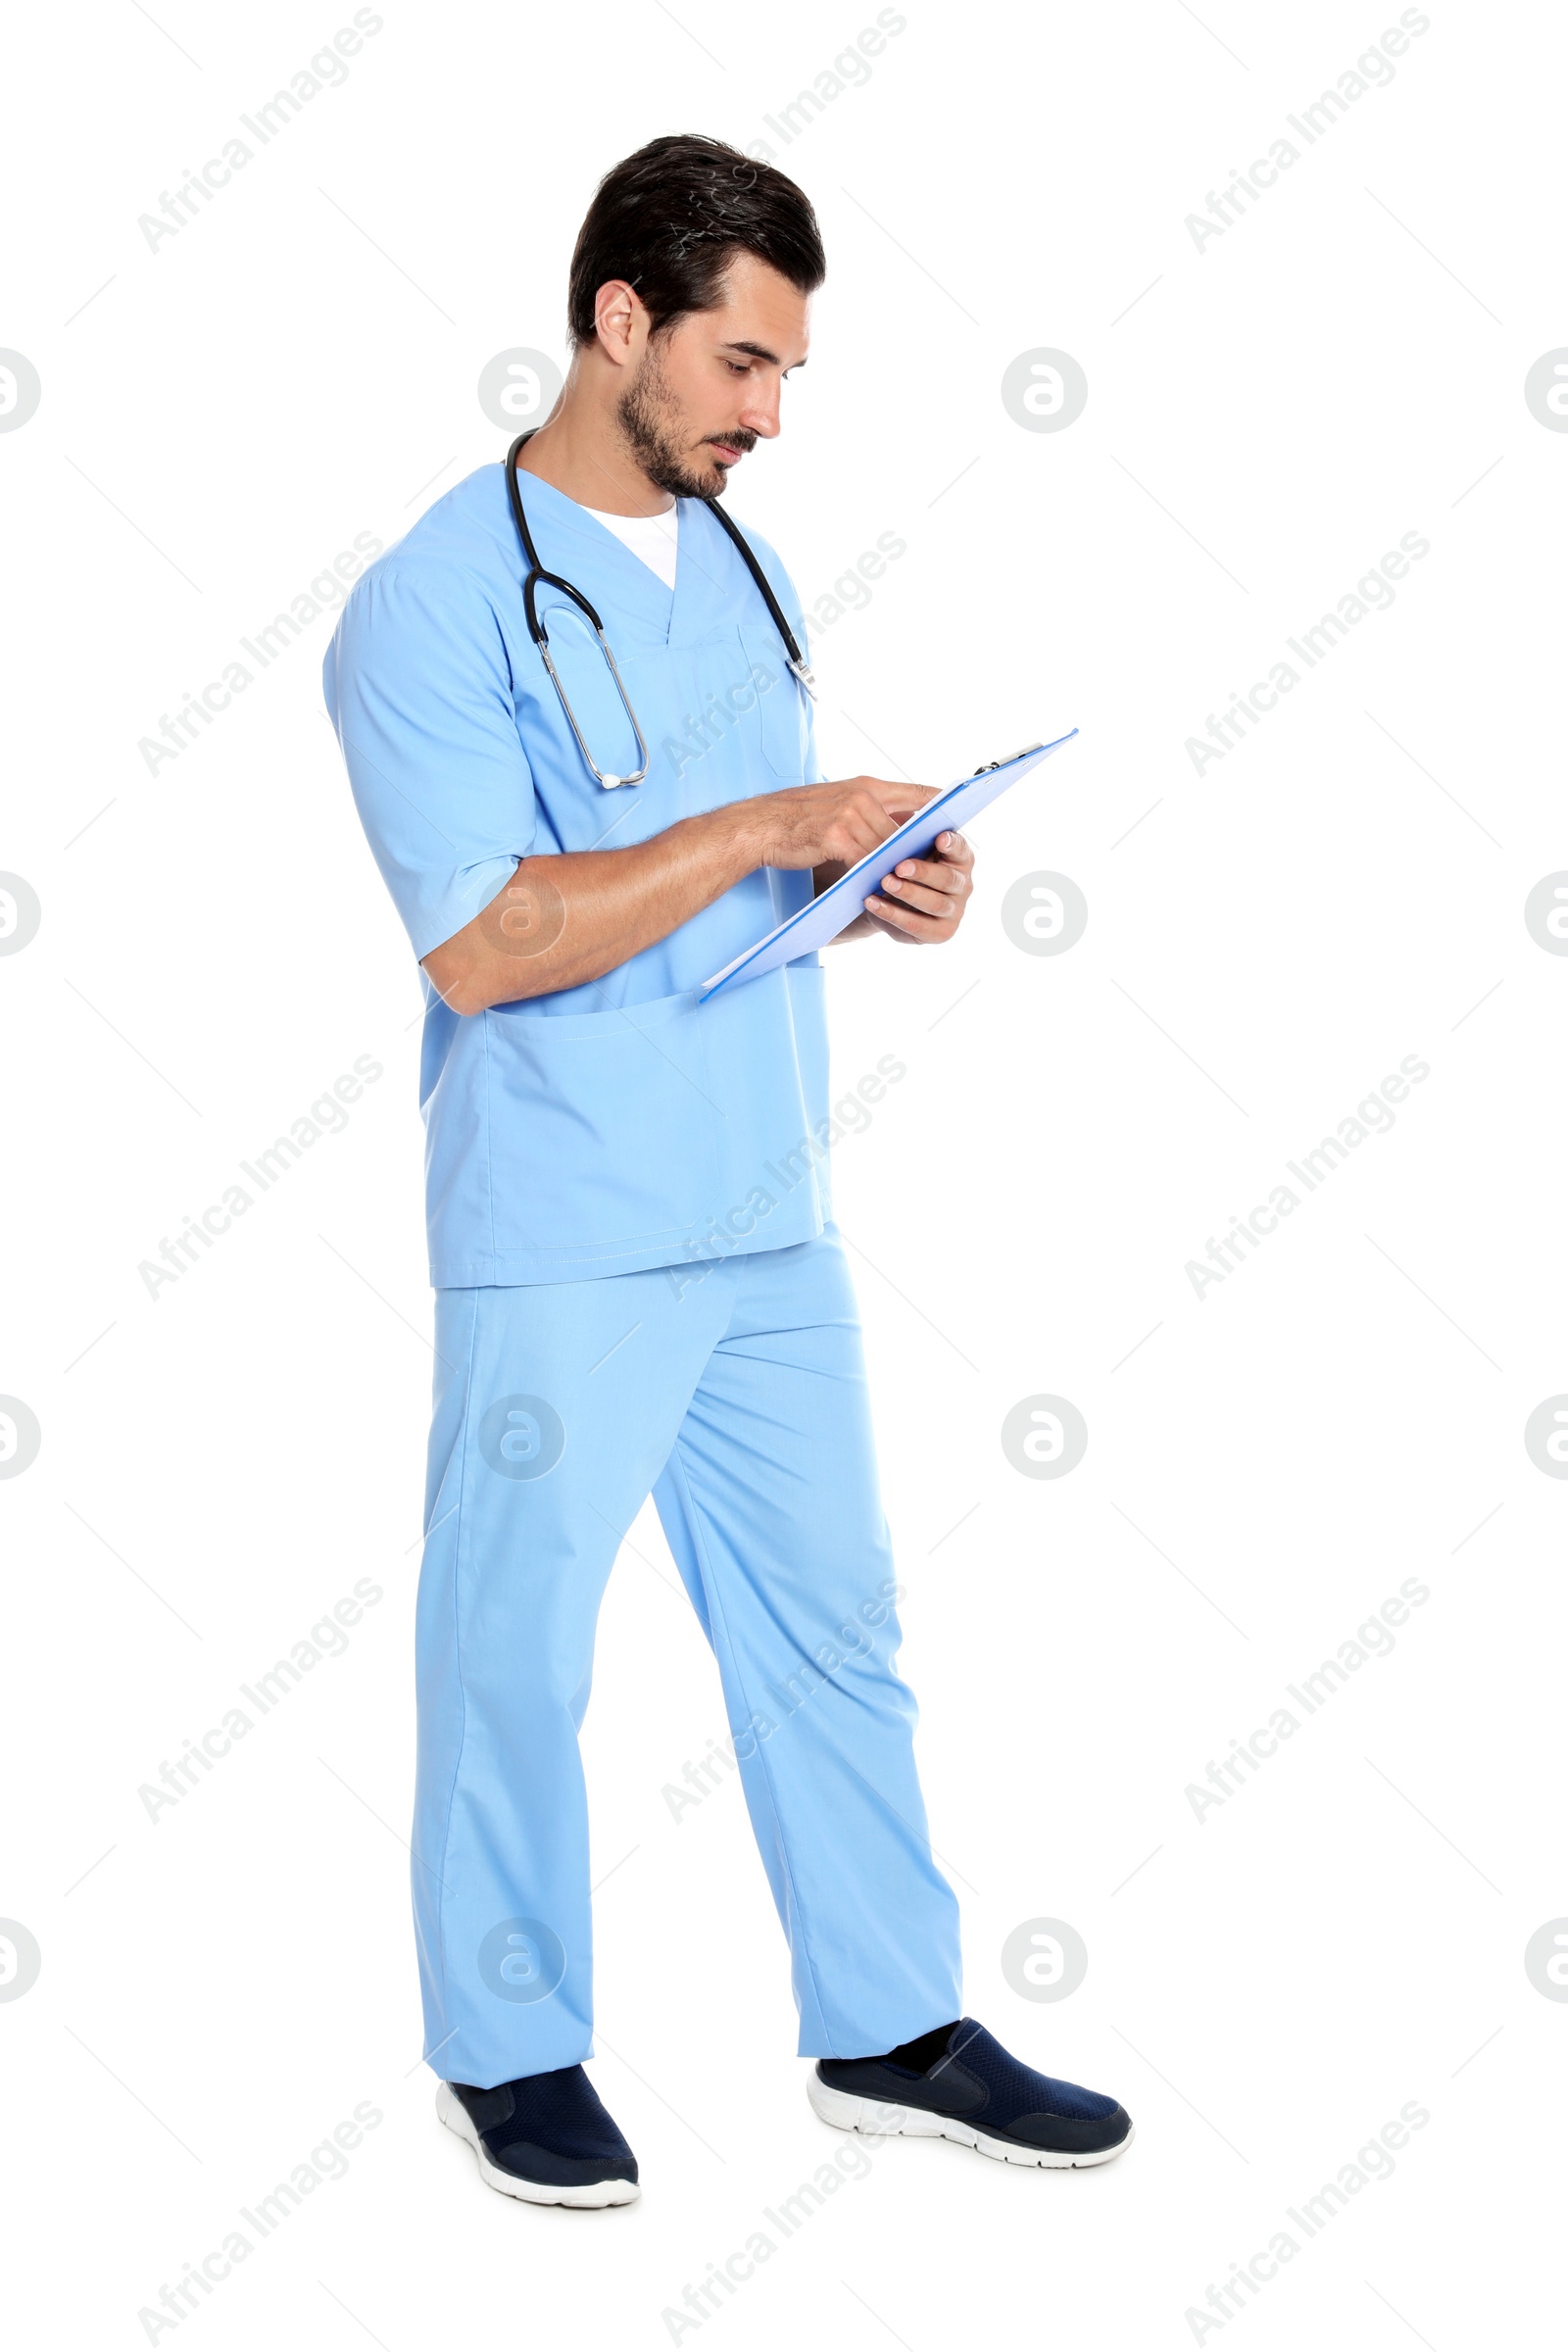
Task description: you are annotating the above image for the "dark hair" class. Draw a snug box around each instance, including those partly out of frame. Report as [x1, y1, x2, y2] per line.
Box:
[566, 133, 825, 347]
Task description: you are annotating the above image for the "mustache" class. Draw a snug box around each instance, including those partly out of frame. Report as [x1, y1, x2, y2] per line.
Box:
[705, 430, 757, 454]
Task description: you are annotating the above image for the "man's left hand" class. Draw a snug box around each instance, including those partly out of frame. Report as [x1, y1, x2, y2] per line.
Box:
[859, 828, 974, 944]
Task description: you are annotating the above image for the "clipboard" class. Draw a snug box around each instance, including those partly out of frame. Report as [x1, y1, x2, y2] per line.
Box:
[699, 729, 1079, 1001]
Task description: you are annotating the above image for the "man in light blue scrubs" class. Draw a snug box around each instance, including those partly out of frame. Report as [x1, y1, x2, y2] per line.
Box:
[324, 132, 1130, 2207]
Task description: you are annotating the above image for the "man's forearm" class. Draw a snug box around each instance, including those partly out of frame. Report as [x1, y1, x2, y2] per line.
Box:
[422, 773, 937, 1015]
[424, 803, 761, 1015]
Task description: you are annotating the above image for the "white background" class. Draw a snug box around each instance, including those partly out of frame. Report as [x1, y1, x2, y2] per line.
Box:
[3, 1, 1565, 2344]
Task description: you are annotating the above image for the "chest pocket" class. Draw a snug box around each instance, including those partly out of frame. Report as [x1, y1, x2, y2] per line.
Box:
[534, 594, 646, 784]
[738, 620, 809, 783]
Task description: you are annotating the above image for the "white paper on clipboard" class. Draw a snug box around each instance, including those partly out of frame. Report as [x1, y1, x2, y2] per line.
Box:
[699, 729, 1078, 1001]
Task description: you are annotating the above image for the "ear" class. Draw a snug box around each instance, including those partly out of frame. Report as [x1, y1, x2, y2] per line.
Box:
[593, 278, 645, 366]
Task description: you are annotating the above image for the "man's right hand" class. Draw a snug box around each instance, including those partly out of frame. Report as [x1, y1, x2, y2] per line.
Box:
[738, 777, 939, 871]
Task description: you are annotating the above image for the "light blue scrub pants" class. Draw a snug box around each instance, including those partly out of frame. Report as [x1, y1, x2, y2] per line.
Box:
[414, 1224, 963, 2090]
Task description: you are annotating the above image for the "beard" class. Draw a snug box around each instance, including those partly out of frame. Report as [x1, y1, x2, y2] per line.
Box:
[615, 341, 756, 500]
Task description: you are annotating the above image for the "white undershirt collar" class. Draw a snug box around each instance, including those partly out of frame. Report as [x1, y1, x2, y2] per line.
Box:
[581, 502, 679, 593]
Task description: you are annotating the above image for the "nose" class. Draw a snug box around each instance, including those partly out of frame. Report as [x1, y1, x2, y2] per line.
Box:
[736, 384, 781, 441]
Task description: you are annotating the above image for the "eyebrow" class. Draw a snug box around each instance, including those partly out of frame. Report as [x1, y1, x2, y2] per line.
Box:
[720, 339, 808, 369]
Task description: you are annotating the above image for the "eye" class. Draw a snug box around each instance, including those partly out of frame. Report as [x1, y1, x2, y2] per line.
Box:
[725, 360, 749, 376]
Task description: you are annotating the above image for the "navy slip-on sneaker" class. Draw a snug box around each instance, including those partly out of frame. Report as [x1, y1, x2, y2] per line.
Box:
[808, 2018, 1133, 2169]
[438, 2066, 640, 2207]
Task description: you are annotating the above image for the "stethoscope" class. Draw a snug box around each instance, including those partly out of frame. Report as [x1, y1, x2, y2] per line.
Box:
[504, 428, 817, 789]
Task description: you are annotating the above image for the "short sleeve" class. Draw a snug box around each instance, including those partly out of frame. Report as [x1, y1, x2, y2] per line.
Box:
[322, 560, 537, 961]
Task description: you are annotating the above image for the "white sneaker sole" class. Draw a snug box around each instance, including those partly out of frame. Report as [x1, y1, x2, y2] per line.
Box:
[436, 2080, 641, 2207]
[807, 2073, 1134, 2169]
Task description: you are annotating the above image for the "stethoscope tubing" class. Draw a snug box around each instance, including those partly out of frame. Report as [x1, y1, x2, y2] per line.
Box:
[504, 428, 815, 791]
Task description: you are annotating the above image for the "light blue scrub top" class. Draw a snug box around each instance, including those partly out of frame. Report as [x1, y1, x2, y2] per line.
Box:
[322, 460, 834, 1288]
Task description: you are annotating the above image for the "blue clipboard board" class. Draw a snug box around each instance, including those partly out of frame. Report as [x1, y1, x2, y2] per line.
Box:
[699, 729, 1079, 1001]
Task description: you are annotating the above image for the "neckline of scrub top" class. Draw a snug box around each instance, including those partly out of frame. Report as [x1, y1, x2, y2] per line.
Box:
[580, 501, 680, 592]
[506, 459, 755, 654]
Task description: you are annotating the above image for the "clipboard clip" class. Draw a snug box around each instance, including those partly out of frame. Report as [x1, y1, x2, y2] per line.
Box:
[970, 741, 1047, 775]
